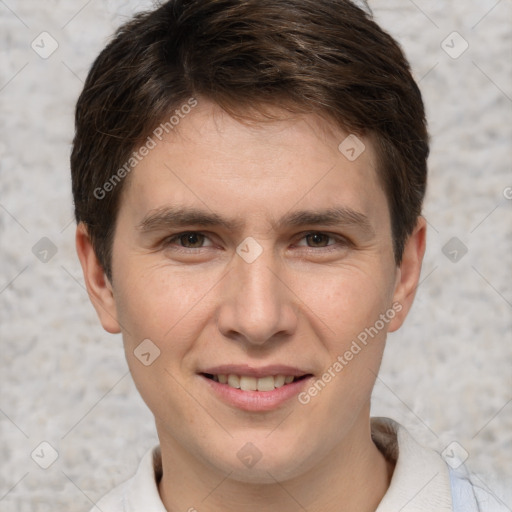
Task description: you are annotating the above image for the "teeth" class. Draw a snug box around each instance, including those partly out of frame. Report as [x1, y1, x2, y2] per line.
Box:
[240, 376, 257, 391]
[227, 374, 240, 389]
[273, 375, 286, 388]
[213, 374, 299, 391]
[256, 376, 275, 391]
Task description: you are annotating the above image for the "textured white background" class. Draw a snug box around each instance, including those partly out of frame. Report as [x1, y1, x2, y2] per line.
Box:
[0, 1, 511, 510]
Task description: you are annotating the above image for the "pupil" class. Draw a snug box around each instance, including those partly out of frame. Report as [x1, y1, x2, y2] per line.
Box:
[184, 233, 201, 247]
[309, 233, 325, 246]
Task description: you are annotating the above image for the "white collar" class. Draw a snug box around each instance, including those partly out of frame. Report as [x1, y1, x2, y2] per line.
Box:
[94, 417, 456, 511]
[371, 417, 453, 511]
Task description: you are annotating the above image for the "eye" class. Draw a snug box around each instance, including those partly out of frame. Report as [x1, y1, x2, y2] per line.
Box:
[295, 232, 349, 249]
[164, 231, 213, 249]
[161, 231, 350, 253]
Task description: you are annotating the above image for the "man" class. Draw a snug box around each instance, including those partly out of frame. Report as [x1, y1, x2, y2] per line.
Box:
[71, 1, 505, 510]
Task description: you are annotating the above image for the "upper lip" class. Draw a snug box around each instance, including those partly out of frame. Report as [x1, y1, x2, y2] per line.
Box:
[199, 364, 312, 378]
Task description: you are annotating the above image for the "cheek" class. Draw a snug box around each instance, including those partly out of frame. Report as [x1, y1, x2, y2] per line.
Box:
[113, 264, 211, 421]
[114, 261, 215, 346]
[304, 264, 395, 343]
[294, 269, 393, 430]
[114, 254, 396, 353]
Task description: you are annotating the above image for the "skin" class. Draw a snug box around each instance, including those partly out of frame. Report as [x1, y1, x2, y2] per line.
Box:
[76, 98, 426, 512]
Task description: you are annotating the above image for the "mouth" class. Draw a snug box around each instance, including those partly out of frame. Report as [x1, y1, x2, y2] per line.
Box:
[201, 373, 311, 392]
[199, 368, 314, 412]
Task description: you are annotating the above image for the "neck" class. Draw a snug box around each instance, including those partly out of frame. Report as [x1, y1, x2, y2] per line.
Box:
[157, 416, 394, 512]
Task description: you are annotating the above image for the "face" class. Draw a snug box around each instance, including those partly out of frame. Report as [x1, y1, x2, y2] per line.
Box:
[77, 98, 425, 484]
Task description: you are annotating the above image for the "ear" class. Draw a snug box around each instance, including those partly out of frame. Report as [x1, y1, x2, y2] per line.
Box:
[388, 216, 427, 333]
[75, 222, 121, 334]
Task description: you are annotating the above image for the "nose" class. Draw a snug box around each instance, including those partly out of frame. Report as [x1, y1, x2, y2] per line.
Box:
[215, 244, 298, 346]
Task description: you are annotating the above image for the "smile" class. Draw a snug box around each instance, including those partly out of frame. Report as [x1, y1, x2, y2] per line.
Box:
[202, 373, 308, 392]
[200, 371, 313, 412]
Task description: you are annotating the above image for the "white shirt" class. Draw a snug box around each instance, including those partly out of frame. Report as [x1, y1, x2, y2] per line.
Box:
[89, 417, 507, 511]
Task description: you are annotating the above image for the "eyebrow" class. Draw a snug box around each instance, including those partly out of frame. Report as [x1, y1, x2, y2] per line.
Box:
[137, 205, 375, 237]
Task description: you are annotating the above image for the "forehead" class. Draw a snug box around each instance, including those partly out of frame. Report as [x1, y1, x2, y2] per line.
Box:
[119, 99, 388, 231]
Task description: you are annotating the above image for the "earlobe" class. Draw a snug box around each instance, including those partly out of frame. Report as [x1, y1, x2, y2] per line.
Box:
[388, 217, 427, 333]
[75, 223, 121, 334]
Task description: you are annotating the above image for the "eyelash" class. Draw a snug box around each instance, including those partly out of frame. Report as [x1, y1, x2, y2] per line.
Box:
[162, 231, 351, 253]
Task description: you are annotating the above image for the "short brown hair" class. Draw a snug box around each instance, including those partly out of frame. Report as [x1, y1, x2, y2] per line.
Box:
[71, 0, 429, 281]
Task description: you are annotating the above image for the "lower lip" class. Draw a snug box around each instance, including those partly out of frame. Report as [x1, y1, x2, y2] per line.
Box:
[200, 375, 312, 412]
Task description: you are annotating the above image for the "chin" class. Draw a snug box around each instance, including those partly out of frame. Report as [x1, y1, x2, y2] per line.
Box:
[204, 438, 316, 484]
